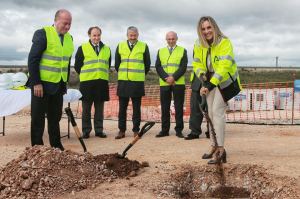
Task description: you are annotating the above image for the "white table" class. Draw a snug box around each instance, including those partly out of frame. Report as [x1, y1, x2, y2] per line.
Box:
[0, 89, 81, 136]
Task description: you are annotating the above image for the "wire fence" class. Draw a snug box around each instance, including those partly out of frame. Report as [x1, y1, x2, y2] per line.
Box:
[73, 81, 300, 125]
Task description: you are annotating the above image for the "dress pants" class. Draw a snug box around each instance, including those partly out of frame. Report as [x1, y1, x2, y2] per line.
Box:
[188, 90, 204, 135]
[31, 90, 63, 148]
[118, 96, 141, 132]
[206, 88, 227, 146]
[82, 99, 104, 134]
[160, 86, 185, 133]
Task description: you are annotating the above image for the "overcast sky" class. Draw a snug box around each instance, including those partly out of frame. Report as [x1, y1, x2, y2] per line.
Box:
[0, 0, 299, 67]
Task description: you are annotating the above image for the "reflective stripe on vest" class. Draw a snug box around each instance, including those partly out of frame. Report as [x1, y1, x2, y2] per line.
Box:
[158, 46, 185, 86]
[192, 42, 204, 81]
[118, 41, 146, 81]
[80, 42, 110, 82]
[219, 70, 239, 89]
[40, 26, 74, 83]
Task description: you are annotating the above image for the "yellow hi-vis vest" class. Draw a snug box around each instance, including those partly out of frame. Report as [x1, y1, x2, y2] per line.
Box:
[190, 44, 199, 82]
[40, 26, 74, 83]
[80, 42, 110, 82]
[158, 46, 185, 86]
[118, 41, 146, 81]
[192, 38, 242, 101]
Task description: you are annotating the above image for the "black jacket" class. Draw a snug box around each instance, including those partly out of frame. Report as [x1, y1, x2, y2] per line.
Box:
[155, 47, 187, 91]
[74, 40, 111, 101]
[27, 28, 72, 95]
[114, 41, 151, 97]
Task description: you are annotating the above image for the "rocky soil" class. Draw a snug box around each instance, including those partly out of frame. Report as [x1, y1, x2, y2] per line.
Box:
[0, 146, 146, 199]
[156, 164, 300, 198]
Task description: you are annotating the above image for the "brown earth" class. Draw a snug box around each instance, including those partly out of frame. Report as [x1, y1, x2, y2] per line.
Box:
[0, 108, 300, 198]
[0, 146, 144, 199]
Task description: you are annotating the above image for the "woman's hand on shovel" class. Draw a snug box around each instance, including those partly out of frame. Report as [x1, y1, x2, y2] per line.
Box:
[200, 87, 209, 96]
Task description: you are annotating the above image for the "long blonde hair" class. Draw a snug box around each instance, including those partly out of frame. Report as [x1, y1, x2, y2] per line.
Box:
[197, 16, 226, 48]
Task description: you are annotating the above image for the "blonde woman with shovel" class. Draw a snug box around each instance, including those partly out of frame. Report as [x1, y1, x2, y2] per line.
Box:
[193, 16, 242, 164]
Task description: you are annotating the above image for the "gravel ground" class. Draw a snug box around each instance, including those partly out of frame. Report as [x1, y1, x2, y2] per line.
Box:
[0, 111, 299, 198]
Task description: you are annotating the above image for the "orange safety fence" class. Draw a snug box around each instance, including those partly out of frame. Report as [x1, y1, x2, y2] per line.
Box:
[226, 81, 300, 124]
[75, 82, 300, 125]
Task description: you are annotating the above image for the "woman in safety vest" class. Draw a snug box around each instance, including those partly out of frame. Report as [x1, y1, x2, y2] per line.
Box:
[193, 16, 242, 164]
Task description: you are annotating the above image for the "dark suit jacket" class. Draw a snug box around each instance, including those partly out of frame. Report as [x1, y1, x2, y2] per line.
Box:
[155, 47, 187, 91]
[74, 40, 111, 101]
[114, 41, 151, 97]
[27, 28, 72, 95]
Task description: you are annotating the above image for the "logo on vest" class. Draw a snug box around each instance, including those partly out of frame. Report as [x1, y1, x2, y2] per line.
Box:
[214, 56, 219, 62]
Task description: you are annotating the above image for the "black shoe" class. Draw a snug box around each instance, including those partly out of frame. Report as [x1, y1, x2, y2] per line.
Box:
[54, 144, 64, 151]
[82, 132, 90, 139]
[184, 133, 199, 140]
[95, 132, 107, 138]
[205, 131, 210, 139]
[176, 132, 184, 138]
[155, 131, 169, 138]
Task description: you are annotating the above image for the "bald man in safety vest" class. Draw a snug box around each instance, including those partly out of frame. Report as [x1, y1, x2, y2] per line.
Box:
[27, 9, 74, 150]
[155, 31, 187, 138]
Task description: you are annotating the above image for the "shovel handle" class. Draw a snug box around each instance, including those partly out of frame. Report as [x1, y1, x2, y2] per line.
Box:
[120, 121, 155, 158]
[65, 107, 77, 127]
[64, 107, 87, 152]
[199, 76, 219, 148]
[138, 121, 155, 137]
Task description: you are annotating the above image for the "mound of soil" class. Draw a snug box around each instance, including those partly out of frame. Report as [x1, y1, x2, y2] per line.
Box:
[0, 146, 143, 199]
[156, 164, 300, 198]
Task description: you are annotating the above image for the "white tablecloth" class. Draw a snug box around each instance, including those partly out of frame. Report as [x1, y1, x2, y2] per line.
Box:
[0, 89, 81, 117]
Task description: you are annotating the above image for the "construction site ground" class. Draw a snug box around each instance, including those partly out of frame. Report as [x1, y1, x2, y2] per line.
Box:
[0, 110, 299, 198]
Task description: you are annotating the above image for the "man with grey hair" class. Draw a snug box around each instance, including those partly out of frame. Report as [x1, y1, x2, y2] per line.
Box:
[114, 26, 151, 139]
[155, 31, 187, 138]
[27, 9, 74, 150]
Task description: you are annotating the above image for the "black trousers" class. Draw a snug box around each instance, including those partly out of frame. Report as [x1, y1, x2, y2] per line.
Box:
[160, 87, 185, 133]
[31, 90, 63, 148]
[189, 90, 204, 135]
[118, 96, 141, 133]
[82, 99, 104, 134]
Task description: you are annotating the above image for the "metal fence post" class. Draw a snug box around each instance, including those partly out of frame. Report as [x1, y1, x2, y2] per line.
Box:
[292, 73, 296, 124]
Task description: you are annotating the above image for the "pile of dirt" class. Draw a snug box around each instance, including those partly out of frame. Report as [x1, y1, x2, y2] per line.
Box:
[0, 146, 144, 199]
[156, 164, 300, 198]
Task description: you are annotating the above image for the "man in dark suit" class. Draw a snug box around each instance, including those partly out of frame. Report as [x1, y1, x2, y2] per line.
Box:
[114, 26, 151, 139]
[155, 31, 187, 138]
[185, 71, 208, 140]
[27, 9, 74, 150]
[185, 45, 210, 140]
[74, 26, 111, 139]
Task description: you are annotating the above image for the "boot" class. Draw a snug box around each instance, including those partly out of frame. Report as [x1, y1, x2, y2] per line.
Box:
[202, 146, 217, 159]
[208, 147, 227, 164]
